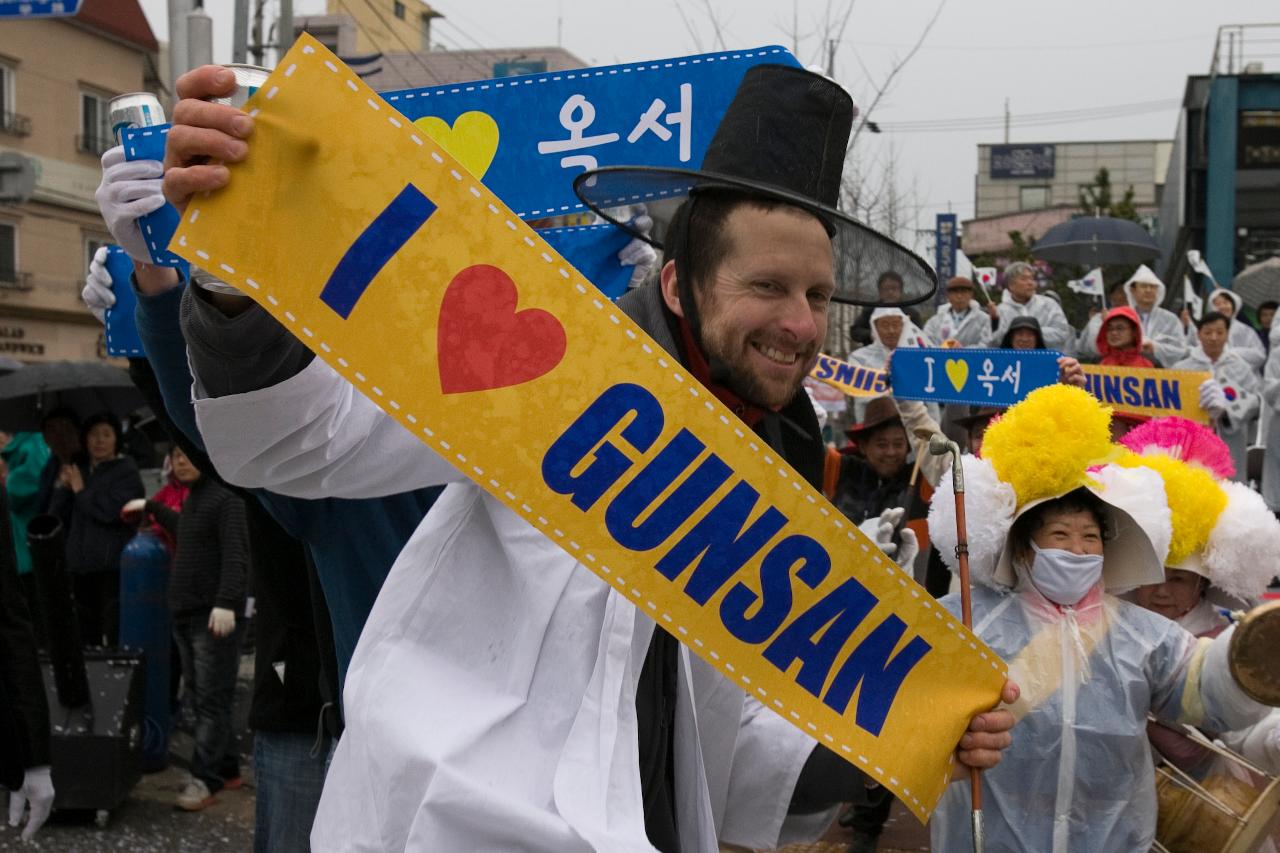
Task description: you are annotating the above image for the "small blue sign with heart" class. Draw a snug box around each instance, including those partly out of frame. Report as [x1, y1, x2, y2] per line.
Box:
[890, 348, 1063, 407]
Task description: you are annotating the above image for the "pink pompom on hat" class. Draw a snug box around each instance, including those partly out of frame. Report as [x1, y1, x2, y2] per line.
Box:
[1119, 416, 1235, 480]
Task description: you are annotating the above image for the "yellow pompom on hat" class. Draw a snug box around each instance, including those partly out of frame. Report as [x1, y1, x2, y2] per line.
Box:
[1114, 452, 1225, 568]
[981, 384, 1116, 507]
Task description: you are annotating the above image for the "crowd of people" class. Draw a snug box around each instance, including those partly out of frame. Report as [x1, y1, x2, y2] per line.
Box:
[0, 56, 1276, 853]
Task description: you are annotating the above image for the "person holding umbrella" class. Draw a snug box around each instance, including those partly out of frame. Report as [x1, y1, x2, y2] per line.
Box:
[1122, 266, 1189, 367]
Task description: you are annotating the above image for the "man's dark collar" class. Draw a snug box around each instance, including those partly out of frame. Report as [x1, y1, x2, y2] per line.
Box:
[675, 316, 768, 426]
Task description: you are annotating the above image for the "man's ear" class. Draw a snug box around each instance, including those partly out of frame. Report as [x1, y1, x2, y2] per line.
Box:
[659, 259, 684, 318]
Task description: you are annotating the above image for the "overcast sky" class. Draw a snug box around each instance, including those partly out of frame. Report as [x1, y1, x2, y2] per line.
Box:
[138, 1, 1274, 249]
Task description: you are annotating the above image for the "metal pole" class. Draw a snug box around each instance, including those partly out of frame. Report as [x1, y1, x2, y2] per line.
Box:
[277, 0, 294, 65]
[922, 432, 984, 853]
[187, 6, 214, 71]
[167, 0, 193, 98]
[232, 0, 249, 64]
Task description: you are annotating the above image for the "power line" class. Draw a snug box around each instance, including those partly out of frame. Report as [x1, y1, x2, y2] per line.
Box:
[877, 98, 1181, 134]
[851, 33, 1208, 52]
[329, 0, 415, 87]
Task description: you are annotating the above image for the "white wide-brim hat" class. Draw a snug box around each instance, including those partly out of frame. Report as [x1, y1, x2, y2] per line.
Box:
[969, 463, 1171, 593]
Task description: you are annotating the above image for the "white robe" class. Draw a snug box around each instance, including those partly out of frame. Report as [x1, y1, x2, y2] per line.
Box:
[1262, 324, 1280, 509]
[922, 304, 992, 349]
[1122, 276, 1190, 368]
[1172, 347, 1261, 484]
[992, 291, 1074, 352]
[193, 359, 831, 853]
[1189, 289, 1265, 372]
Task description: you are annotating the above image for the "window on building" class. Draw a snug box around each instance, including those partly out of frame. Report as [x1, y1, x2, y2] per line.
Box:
[1019, 185, 1051, 211]
[79, 90, 112, 155]
[84, 234, 111, 275]
[0, 221, 17, 283]
[393, 1, 406, 20]
[0, 61, 26, 137]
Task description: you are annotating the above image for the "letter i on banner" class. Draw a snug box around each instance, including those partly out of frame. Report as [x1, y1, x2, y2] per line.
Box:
[170, 34, 1006, 820]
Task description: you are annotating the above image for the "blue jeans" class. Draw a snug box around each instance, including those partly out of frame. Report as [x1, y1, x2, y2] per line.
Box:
[253, 731, 331, 853]
[172, 608, 241, 791]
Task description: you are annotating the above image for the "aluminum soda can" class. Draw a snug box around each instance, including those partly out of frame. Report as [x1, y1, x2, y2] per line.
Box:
[109, 92, 166, 143]
[210, 63, 271, 110]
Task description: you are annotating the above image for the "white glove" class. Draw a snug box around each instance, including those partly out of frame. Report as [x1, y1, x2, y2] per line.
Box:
[7, 765, 53, 841]
[858, 507, 905, 558]
[618, 214, 658, 289]
[1199, 379, 1228, 419]
[208, 607, 236, 639]
[81, 245, 115, 323]
[94, 145, 165, 262]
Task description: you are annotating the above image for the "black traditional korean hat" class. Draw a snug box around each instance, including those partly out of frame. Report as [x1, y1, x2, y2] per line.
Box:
[572, 64, 936, 307]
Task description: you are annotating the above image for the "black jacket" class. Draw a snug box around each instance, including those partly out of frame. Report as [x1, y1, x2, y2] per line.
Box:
[49, 456, 144, 574]
[0, 489, 50, 788]
[833, 455, 914, 526]
[147, 475, 249, 614]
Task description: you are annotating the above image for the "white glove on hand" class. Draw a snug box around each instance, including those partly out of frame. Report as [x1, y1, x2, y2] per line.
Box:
[618, 214, 658, 289]
[207, 607, 236, 639]
[858, 507, 905, 558]
[1199, 379, 1228, 419]
[7, 765, 54, 841]
[81, 245, 115, 323]
[94, 145, 165, 262]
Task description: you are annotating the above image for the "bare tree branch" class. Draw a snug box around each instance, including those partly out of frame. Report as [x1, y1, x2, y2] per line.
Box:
[848, 0, 948, 148]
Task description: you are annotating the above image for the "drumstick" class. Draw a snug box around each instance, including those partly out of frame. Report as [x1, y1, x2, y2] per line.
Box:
[918, 430, 984, 853]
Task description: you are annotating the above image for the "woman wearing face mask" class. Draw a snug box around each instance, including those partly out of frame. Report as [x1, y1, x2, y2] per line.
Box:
[926, 385, 1274, 853]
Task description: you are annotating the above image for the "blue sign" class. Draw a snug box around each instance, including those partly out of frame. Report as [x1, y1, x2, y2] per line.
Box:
[890, 348, 1062, 407]
[103, 246, 144, 358]
[121, 124, 185, 267]
[989, 144, 1055, 179]
[382, 45, 799, 218]
[0, 0, 80, 17]
[539, 223, 635, 298]
[935, 213, 957, 291]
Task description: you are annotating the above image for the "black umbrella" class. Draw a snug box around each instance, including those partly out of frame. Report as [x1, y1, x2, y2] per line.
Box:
[1030, 216, 1161, 266]
[0, 361, 145, 432]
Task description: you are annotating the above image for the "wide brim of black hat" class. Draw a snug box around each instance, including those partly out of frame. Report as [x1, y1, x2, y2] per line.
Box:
[573, 165, 938, 308]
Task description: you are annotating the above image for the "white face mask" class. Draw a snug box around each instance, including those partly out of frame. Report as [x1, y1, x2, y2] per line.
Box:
[1028, 542, 1104, 606]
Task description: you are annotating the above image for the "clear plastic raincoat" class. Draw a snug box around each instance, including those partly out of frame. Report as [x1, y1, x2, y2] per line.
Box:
[930, 581, 1266, 853]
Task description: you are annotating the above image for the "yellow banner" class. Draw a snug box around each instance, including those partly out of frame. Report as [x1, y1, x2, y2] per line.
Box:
[810, 353, 889, 398]
[1081, 364, 1211, 423]
[171, 35, 1006, 819]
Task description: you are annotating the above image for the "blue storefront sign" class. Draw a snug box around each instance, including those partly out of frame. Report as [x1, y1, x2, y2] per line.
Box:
[990, 144, 1055, 179]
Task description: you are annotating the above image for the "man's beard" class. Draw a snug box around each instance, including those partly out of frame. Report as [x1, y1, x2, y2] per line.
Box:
[701, 330, 813, 409]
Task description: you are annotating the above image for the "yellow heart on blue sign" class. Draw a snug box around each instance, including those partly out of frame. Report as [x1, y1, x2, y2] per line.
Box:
[414, 111, 500, 179]
[945, 358, 969, 392]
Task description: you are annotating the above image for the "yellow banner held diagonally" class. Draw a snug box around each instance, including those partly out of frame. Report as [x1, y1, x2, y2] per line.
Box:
[810, 353, 889, 398]
[171, 34, 1006, 820]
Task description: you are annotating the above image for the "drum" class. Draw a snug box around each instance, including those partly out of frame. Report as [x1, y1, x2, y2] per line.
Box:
[1154, 736, 1280, 853]
[1231, 600, 1280, 707]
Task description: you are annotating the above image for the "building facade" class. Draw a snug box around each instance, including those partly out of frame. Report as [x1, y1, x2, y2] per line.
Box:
[963, 139, 1170, 256]
[0, 1, 159, 364]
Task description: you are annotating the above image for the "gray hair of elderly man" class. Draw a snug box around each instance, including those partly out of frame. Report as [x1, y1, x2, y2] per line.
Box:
[1003, 261, 1037, 283]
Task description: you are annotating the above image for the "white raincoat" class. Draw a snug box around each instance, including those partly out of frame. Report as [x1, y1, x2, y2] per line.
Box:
[1262, 323, 1280, 509]
[1075, 312, 1103, 361]
[1173, 347, 1260, 483]
[849, 308, 938, 423]
[193, 359, 833, 853]
[922, 303, 992, 348]
[1190, 288, 1265, 372]
[931, 581, 1265, 853]
[1123, 267, 1190, 367]
[992, 291, 1073, 352]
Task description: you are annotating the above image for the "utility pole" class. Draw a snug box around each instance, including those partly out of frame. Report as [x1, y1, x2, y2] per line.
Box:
[827, 38, 836, 77]
[792, 1, 798, 56]
[1003, 97, 1010, 143]
[250, 0, 266, 67]
[277, 0, 293, 64]
[232, 0, 248, 64]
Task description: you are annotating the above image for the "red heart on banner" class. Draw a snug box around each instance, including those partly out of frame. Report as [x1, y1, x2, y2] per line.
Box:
[437, 264, 567, 394]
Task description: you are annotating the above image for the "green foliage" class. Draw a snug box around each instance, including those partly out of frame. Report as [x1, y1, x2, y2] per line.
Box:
[1078, 167, 1139, 222]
